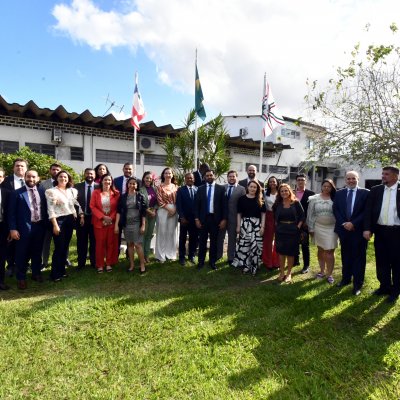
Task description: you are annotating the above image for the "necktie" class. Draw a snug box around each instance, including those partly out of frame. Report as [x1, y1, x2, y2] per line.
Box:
[207, 184, 212, 213]
[20, 178, 24, 188]
[189, 186, 193, 200]
[86, 185, 92, 214]
[346, 189, 353, 219]
[227, 185, 233, 200]
[30, 188, 40, 222]
[382, 187, 391, 225]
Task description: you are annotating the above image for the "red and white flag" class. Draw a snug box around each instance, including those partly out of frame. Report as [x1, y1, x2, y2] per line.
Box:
[131, 73, 145, 130]
[261, 80, 284, 136]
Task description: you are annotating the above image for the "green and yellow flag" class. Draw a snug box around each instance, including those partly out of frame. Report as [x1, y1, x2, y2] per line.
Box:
[195, 64, 206, 120]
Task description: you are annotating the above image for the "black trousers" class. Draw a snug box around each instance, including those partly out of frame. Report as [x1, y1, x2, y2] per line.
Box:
[339, 230, 368, 290]
[0, 221, 7, 284]
[295, 228, 310, 268]
[374, 225, 400, 296]
[178, 219, 198, 260]
[76, 215, 96, 268]
[198, 214, 219, 265]
[51, 215, 74, 280]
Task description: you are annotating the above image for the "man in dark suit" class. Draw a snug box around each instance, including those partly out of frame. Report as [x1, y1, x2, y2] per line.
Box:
[0, 168, 10, 290]
[194, 169, 227, 270]
[364, 166, 400, 303]
[176, 172, 198, 266]
[333, 171, 369, 295]
[114, 162, 141, 194]
[75, 168, 96, 270]
[217, 170, 246, 265]
[294, 173, 315, 273]
[238, 164, 264, 190]
[8, 170, 47, 289]
[193, 163, 210, 187]
[1, 158, 28, 277]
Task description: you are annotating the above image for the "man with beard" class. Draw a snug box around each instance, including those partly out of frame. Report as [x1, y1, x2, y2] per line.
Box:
[114, 163, 141, 194]
[239, 164, 264, 190]
[9, 170, 47, 289]
[75, 168, 97, 270]
[194, 169, 227, 270]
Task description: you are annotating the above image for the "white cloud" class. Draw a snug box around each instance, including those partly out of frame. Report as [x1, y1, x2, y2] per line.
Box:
[52, 0, 400, 118]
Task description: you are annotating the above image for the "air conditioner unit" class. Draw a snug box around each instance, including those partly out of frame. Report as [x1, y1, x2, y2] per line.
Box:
[239, 127, 248, 138]
[51, 128, 63, 143]
[333, 169, 345, 177]
[139, 136, 155, 152]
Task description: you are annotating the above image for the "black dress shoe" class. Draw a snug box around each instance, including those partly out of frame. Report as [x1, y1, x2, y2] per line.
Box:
[0, 283, 10, 290]
[373, 288, 390, 296]
[337, 281, 351, 288]
[387, 294, 399, 304]
[179, 259, 186, 266]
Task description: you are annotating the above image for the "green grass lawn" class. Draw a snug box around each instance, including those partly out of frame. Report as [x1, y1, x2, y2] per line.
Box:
[0, 239, 399, 400]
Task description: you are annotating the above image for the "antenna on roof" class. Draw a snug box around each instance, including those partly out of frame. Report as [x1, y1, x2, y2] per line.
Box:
[102, 93, 124, 117]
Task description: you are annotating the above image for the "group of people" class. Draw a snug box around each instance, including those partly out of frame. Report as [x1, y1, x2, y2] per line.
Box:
[0, 159, 399, 304]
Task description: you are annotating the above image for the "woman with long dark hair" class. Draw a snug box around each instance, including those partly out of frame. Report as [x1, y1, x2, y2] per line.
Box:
[94, 164, 110, 185]
[307, 179, 338, 284]
[90, 174, 120, 273]
[139, 171, 159, 263]
[273, 183, 305, 283]
[45, 170, 84, 282]
[116, 177, 147, 273]
[232, 181, 266, 276]
[155, 167, 178, 262]
[262, 176, 280, 269]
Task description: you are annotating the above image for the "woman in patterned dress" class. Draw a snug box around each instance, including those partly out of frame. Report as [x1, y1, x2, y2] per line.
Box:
[307, 179, 338, 284]
[116, 177, 147, 273]
[232, 181, 266, 275]
[273, 184, 305, 283]
[155, 167, 178, 262]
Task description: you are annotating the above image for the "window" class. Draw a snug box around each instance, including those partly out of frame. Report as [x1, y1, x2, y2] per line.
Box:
[281, 128, 301, 140]
[71, 147, 84, 161]
[144, 154, 168, 166]
[96, 149, 139, 165]
[269, 165, 288, 174]
[0, 140, 18, 154]
[26, 142, 55, 157]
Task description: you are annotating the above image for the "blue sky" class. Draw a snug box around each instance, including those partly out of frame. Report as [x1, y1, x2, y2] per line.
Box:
[1, 0, 399, 129]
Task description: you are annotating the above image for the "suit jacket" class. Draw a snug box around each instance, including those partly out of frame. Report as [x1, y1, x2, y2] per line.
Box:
[238, 178, 264, 190]
[298, 189, 315, 218]
[225, 184, 246, 223]
[40, 178, 55, 191]
[333, 187, 369, 236]
[363, 183, 400, 233]
[75, 182, 98, 215]
[139, 185, 159, 209]
[1, 175, 24, 191]
[8, 186, 47, 235]
[0, 188, 10, 231]
[176, 185, 198, 221]
[89, 189, 120, 229]
[193, 171, 205, 187]
[114, 175, 142, 194]
[194, 183, 227, 224]
[117, 192, 147, 228]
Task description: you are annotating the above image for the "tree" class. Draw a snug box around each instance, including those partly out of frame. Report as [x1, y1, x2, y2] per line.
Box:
[305, 24, 400, 167]
[163, 110, 231, 183]
[0, 146, 80, 182]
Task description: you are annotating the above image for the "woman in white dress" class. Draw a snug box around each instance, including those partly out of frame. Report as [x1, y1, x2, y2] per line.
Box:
[307, 179, 338, 284]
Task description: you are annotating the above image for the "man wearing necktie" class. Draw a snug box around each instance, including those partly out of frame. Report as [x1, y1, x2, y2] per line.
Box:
[194, 169, 227, 270]
[217, 170, 246, 265]
[8, 170, 47, 289]
[364, 166, 400, 304]
[333, 171, 369, 296]
[75, 168, 97, 270]
[176, 173, 198, 266]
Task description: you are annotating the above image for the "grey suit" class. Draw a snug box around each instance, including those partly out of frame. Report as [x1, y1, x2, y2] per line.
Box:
[217, 184, 246, 261]
[40, 178, 55, 190]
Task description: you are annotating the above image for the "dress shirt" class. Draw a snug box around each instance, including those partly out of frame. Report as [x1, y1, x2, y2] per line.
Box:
[347, 186, 357, 216]
[26, 185, 42, 222]
[295, 189, 304, 202]
[378, 183, 400, 226]
[207, 183, 215, 214]
[45, 187, 82, 219]
[14, 175, 25, 190]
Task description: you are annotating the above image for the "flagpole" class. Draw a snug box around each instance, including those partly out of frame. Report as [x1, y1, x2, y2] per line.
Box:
[133, 72, 138, 174]
[259, 73, 266, 178]
[194, 49, 198, 171]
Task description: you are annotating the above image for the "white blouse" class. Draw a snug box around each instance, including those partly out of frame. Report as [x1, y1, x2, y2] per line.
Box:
[45, 187, 82, 219]
[264, 193, 277, 211]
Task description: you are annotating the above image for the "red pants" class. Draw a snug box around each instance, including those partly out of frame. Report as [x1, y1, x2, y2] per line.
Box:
[94, 225, 119, 268]
[262, 210, 279, 268]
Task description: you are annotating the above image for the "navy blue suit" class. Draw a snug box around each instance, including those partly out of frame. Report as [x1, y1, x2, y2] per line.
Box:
[0, 188, 10, 285]
[176, 185, 198, 261]
[333, 187, 369, 290]
[114, 176, 142, 194]
[8, 185, 47, 280]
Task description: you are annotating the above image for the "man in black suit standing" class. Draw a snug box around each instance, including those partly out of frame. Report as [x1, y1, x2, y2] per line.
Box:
[238, 165, 264, 189]
[294, 173, 315, 274]
[195, 169, 227, 270]
[193, 163, 210, 187]
[176, 172, 198, 266]
[0, 167, 10, 290]
[333, 171, 369, 295]
[364, 166, 400, 304]
[8, 170, 47, 289]
[114, 163, 141, 194]
[75, 168, 96, 270]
